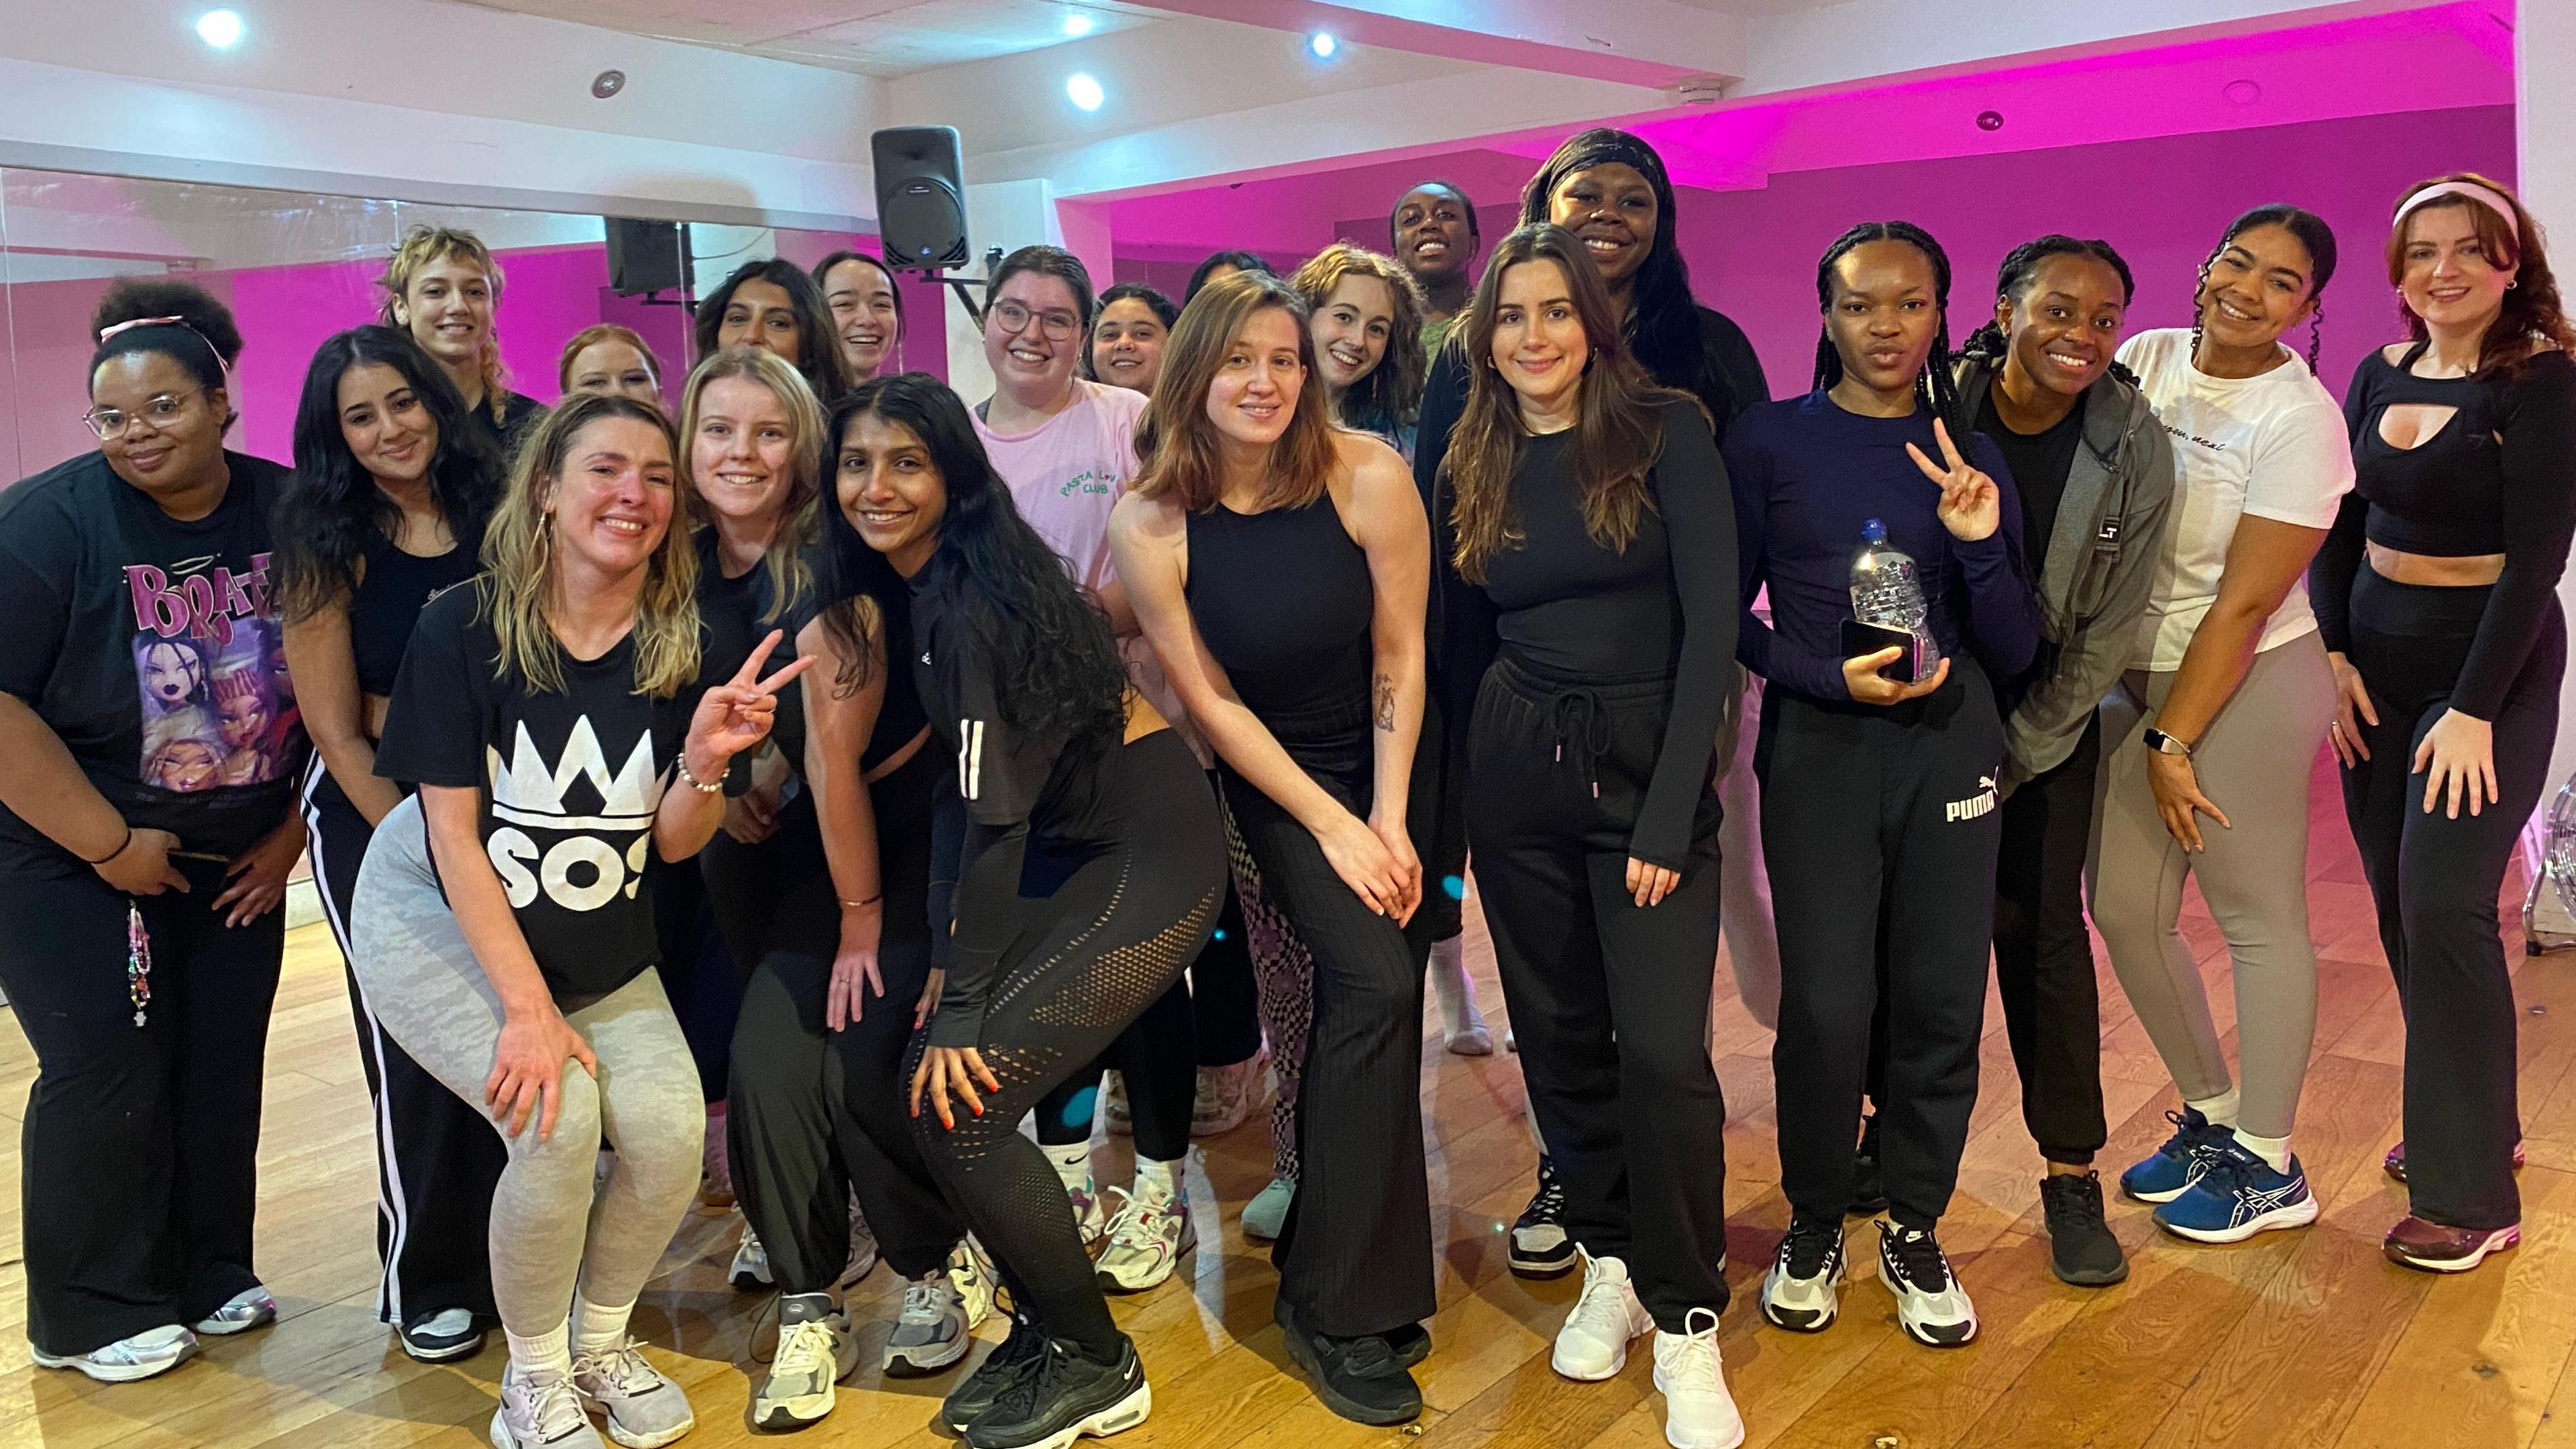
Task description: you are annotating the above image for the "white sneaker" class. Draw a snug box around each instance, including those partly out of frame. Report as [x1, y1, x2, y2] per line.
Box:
[1875, 1222, 1978, 1348]
[491, 1362, 605, 1448]
[1065, 1175, 1108, 1249]
[1095, 1184, 1196, 1293]
[1550, 1249, 1654, 1381]
[1758, 1217, 1845, 1333]
[949, 1235, 998, 1330]
[32, 1324, 197, 1383]
[1652, 1308, 1744, 1449]
[754, 1296, 859, 1430]
[839, 1195, 879, 1291]
[570, 1341, 696, 1448]
[730, 1223, 773, 1290]
[1242, 1177, 1294, 1241]
[192, 1285, 276, 1336]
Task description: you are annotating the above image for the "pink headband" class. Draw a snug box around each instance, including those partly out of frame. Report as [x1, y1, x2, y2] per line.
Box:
[96, 314, 233, 380]
[2395, 180, 2520, 241]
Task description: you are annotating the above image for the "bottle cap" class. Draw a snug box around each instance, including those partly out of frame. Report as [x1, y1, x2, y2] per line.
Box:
[1861, 518, 1887, 543]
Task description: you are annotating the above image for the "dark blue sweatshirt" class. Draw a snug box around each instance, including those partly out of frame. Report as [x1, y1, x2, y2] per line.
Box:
[1727, 390, 2041, 702]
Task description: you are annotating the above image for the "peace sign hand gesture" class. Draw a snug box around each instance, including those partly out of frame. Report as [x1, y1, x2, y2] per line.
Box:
[1905, 417, 2001, 543]
[685, 629, 815, 775]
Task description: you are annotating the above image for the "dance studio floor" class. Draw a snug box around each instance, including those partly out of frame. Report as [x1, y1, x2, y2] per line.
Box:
[5, 749, 2575, 1449]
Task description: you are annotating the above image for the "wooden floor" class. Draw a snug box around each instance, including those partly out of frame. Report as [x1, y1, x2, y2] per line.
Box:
[5, 749, 2576, 1448]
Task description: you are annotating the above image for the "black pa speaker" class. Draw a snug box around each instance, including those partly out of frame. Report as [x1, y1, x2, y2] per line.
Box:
[872, 126, 969, 272]
[605, 219, 688, 295]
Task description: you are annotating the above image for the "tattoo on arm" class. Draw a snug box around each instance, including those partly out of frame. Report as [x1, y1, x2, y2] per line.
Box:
[1375, 672, 1395, 731]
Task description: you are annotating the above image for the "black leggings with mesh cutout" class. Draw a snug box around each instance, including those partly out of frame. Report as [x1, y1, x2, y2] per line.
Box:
[909, 729, 1225, 1360]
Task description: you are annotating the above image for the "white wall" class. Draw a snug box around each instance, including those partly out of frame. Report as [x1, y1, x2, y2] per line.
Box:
[2519, 0, 2576, 934]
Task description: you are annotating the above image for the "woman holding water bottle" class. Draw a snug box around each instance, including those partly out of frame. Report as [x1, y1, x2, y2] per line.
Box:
[1730, 222, 2038, 1351]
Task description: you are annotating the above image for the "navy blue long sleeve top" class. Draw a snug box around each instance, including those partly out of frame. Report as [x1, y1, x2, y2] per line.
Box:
[1727, 391, 2041, 702]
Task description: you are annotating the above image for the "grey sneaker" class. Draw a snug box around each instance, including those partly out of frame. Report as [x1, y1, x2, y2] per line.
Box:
[32, 1324, 197, 1383]
[1095, 1184, 1195, 1293]
[884, 1269, 974, 1375]
[491, 1362, 605, 1448]
[839, 1197, 879, 1291]
[753, 1295, 859, 1430]
[191, 1285, 277, 1336]
[729, 1224, 773, 1291]
[571, 1342, 697, 1448]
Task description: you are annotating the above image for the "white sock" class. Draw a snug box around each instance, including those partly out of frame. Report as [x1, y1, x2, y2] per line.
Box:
[1431, 936, 1485, 1034]
[506, 1323, 572, 1379]
[2185, 1089, 2241, 1130]
[572, 1295, 633, 1358]
[1135, 1156, 1181, 1203]
[2233, 1130, 2292, 1174]
[1048, 1141, 1092, 1192]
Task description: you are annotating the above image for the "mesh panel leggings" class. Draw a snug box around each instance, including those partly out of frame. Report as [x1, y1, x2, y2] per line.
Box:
[909, 729, 1224, 1360]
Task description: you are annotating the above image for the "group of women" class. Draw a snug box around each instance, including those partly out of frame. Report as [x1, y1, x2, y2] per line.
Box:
[0, 125, 2565, 1449]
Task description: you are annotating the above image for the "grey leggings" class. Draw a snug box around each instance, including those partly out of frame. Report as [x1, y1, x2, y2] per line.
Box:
[350, 795, 704, 1338]
[2091, 633, 2334, 1140]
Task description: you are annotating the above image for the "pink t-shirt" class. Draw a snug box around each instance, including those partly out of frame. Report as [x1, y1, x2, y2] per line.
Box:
[972, 378, 1147, 594]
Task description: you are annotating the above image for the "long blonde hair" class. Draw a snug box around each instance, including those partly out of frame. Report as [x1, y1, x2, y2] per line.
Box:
[1132, 271, 1339, 512]
[675, 347, 824, 623]
[379, 225, 515, 423]
[477, 392, 700, 696]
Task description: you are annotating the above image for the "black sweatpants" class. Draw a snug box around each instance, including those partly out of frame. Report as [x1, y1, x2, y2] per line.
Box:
[1222, 694, 1437, 1340]
[911, 729, 1224, 1360]
[303, 764, 504, 1327]
[0, 855, 284, 1356]
[1758, 661, 2004, 1232]
[1990, 709, 2109, 1166]
[1194, 843, 1265, 1066]
[649, 847, 735, 1105]
[1032, 979, 1197, 1163]
[1466, 655, 1729, 1329]
[1405, 686, 1472, 954]
[721, 759, 968, 1289]
[2341, 566, 2562, 1232]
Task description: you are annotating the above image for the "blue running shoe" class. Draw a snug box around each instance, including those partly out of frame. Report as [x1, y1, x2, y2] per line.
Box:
[2119, 1108, 2233, 1204]
[2153, 1141, 2320, 1243]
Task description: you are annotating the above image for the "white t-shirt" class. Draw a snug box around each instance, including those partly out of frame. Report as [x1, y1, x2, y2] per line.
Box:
[2116, 328, 2353, 671]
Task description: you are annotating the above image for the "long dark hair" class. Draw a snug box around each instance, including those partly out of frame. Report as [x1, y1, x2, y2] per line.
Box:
[812, 248, 907, 345]
[1518, 128, 1733, 423]
[2193, 204, 2339, 368]
[694, 258, 853, 404]
[1960, 235, 2137, 366]
[814, 374, 1125, 746]
[1444, 224, 1684, 582]
[1812, 220, 1968, 435]
[276, 326, 503, 622]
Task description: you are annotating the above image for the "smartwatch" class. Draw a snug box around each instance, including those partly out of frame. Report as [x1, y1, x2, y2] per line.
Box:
[2141, 727, 2194, 759]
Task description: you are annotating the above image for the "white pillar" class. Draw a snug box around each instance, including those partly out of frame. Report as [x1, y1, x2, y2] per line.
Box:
[945, 179, 1070, 404]
[2518, 0, 2576, 939]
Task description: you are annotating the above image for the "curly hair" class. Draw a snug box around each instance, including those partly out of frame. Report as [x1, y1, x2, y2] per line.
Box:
[1290, 243, 1428, 437]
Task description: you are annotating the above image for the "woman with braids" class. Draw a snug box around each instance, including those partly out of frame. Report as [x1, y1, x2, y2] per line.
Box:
[694, 257, 855, 407]
[833, 373, 1220, 1449]
[276, 325, 508, 1363]
[1293, 243, 1429, 452]
[1436, 223, 1741, 1448]
[378, 225, 541, 454]
[1736, 221, 2035, 1351]
[2315, 174, 2575, 1273]
[2095, 205, 2351, 1246]
[1949, 237, 2176, 1286]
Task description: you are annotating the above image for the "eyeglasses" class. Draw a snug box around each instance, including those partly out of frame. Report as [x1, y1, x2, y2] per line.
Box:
[83, 388, 205, 441]
[987, 299, 1081, 341]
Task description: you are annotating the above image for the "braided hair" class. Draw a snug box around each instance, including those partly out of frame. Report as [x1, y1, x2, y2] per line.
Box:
[2189, 204, 2338, 370]
[1812, 221, 1967, 435]
[1960, 235, 2136, 366]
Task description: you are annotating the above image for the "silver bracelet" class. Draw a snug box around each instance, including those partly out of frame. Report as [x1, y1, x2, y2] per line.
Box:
[674, 755, 724, 794]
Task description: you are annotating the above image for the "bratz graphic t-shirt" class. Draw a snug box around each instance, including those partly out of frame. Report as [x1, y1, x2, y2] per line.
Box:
[0, 449, 304, 875]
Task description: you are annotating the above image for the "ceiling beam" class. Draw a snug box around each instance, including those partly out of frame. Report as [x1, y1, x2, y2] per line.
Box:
[1126, 0, 1746, 89]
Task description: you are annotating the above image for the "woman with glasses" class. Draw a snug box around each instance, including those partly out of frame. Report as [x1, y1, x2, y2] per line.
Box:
[0, 280, 306, 1382]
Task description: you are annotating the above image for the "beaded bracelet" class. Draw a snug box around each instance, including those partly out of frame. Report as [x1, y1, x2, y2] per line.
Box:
[674, 755, 724, 794]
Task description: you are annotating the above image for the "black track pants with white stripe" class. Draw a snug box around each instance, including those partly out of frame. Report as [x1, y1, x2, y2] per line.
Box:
[304, 760, 505, 1328]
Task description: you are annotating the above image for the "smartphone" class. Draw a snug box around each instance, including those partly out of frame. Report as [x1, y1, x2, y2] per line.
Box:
[1841, 619, 1923, 685]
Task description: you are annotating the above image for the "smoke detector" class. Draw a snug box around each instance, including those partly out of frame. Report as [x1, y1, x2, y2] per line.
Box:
[1670, 74, 1729, 105]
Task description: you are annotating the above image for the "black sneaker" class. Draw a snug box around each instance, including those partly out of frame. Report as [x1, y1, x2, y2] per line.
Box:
[396, 1306, 485, 1363]
[1382, 1322, 1432, 1369]
[1849, 1112, 1888, 1217]
[2039, 1171, 2129, 1287]
[1876, 1222, 1978, 1347]
[963, 1337, 1150, 1449]
[942, 1311, 1051, 1433]
[1509, 1157, 1577, 1279]
[1275, 1297, 1423, 1426]
[1758, 1216, 1845, 1332]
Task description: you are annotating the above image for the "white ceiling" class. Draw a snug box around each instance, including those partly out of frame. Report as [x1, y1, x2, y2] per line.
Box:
[449, 0, 1163, 76]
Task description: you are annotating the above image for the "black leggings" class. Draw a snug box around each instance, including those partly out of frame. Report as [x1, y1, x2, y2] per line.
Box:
[0, 856, 283, 1356]
[303, 763, 504, 1326]
[1220, 694, 1436, 1340]
[1465, 654, 1729, 1330]
[910, 729, 1224, 1360]
[1758, 661, 2004, 1231]
[2341, 565, 2563, 1232]
[1032, 979, 1197, 1164]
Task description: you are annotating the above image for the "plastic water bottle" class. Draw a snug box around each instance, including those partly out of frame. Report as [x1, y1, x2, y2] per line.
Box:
[1849, 519, 1940, 676]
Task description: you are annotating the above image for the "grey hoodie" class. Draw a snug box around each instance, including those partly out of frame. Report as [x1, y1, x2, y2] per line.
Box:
[1953, 356, 2178, 787]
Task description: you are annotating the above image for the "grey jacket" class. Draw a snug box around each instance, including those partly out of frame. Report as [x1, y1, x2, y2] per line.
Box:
[1953, 357, 2178, 787]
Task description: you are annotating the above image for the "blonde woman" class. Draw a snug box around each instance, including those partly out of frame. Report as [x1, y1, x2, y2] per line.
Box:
[378, 225, 539, 451]
[351, 392, 808, 1449]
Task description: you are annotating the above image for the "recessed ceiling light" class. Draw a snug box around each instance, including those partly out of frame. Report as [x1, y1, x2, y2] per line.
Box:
[2222, 78, 2262, 105]
[1063, 11, 1095, 38]
[195, 9, 246, 48]
[1066, 72, 1105, 111]
[1308, 32, 1338, 59]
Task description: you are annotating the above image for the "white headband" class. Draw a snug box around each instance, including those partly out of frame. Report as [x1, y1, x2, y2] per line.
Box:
[2395, 180, 2520, 241]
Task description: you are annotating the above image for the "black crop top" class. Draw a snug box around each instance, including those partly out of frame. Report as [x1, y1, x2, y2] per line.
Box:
[352, 531, 480, 702]
[1182, 494, 1373, 722]
[2315, 345, 2576, 719]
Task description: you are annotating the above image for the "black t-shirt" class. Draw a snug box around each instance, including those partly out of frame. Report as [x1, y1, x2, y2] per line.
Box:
[350, 529, 481, 700]
[472, 388, 545, 459]
[373, 582, 701, 1003]
[694, 529, 819, 778]
[0, 449, 305, 875]
[1974, 388, 2088, 576]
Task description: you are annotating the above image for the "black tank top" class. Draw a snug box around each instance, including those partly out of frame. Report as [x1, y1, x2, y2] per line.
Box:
[1183, 492, 1373, 720]
[351, 531, 479, 701]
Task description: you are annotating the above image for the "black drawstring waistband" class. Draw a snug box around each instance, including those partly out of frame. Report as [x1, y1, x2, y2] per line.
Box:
[1550, 686, 1609, 799]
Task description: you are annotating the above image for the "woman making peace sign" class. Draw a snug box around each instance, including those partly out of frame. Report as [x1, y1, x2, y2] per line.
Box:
[352, 392, 810, 1449]
[1731, 222, 2037, 1354]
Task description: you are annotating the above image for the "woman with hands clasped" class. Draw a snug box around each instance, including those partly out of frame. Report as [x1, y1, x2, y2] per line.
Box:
[1733, 222, 2036, 1356]
[352, 392, 811, 1449]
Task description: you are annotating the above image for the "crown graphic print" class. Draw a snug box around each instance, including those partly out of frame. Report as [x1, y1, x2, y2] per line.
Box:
[482, 717, 665, 912]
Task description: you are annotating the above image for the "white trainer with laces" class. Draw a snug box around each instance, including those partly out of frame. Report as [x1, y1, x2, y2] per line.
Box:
[883, 1271, 973, 1375]
[491, 1362, 606, 1449]
[1095, 1183, 1197, 1293]
[1653, 1308, 1745, 1449]
[729, 1223, 773, 1291]
[1551, 1249, 1655, 1381]
[571, 1341, 697, 1449]
[949, 1235, 996, 1329]
[754, 1296, 860, 1430]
